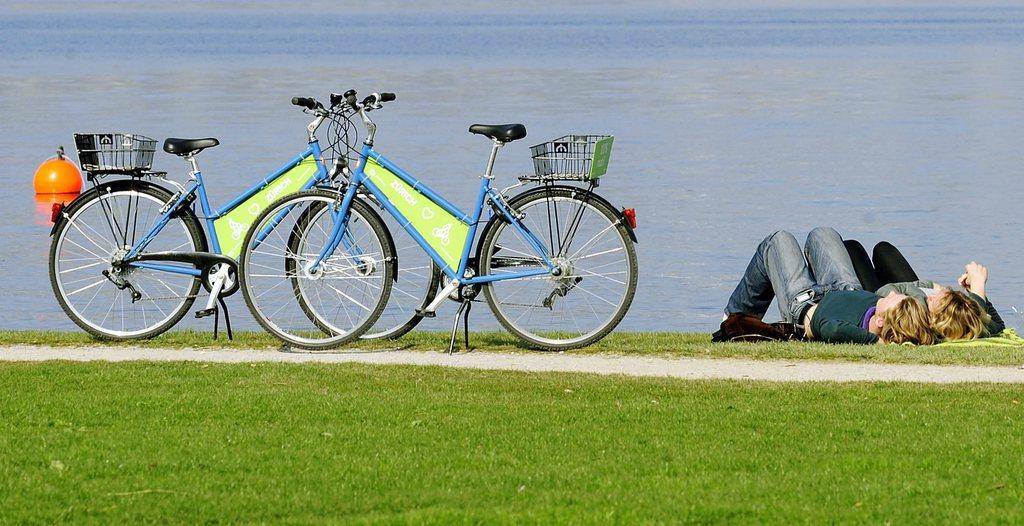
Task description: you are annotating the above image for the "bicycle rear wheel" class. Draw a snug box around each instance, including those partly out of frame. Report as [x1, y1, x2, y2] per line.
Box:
[49, 181, 204, 339]
[239, 190, 393, 350]
[479, 186, 637, 350]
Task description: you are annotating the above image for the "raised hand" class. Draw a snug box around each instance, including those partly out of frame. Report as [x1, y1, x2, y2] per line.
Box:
[963, 261, 988, 298]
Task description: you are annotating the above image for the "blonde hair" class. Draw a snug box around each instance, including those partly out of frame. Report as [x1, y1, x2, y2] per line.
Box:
[931, 290, 986, 341]
[879, 297, 935, 345]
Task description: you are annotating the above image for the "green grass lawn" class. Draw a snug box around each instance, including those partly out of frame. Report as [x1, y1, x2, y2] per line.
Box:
[3, 329, 1024, 366]
[1, 362, 1023, 523]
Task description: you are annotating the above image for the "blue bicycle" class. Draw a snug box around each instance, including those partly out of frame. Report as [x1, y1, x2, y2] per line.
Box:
[240, 90, 639, 351]
[47, 99, 391, 339]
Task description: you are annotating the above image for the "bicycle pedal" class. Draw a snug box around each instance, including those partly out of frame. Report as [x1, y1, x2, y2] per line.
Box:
[415, 308, 436, 318]
[195, 308, 216, 319]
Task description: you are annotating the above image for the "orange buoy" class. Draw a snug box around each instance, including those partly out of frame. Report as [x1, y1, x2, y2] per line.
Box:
[34, 146, 82, 195]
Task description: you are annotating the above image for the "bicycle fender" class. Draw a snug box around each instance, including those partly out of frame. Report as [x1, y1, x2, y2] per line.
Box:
[49, 179, 210, 252]
[474, 184, 637, 265]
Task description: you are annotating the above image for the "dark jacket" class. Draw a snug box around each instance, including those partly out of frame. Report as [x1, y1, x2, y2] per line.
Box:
[809, 290, 880, 344]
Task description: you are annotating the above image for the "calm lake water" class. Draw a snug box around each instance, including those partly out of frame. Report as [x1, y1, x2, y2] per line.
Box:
[2, 2, 1023, 333]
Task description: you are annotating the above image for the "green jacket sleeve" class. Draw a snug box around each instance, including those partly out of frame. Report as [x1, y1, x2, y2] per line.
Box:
[876, 281, 934, 305]
[816, 319, 880, 344]
[967, 292, 1005, 336]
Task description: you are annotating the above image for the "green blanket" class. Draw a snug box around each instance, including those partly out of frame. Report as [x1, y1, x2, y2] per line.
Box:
[934, 328, 1024, 347]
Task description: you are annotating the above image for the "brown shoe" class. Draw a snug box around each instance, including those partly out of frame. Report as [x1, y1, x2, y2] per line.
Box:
[712, 313, 794, 342]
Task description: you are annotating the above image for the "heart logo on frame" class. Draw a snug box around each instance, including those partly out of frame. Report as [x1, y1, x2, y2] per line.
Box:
[421, 208, 435, 220]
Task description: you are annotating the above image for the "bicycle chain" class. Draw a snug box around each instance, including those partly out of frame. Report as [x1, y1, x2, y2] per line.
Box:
[132, 293, 200, 302]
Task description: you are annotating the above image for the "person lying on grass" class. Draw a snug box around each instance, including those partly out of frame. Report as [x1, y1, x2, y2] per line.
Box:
[724, 227, 934, 345]
[843, 238, 1005, 341]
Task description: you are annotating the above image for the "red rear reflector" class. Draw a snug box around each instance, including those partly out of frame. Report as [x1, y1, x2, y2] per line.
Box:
[622, 208, 636, 229]
[50, 202, 65, 224]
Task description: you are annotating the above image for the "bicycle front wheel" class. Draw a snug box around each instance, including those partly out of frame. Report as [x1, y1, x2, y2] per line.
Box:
[239, 190, 394, 350]
[285, 191, 440, 340]
[362, 195, 441, 339]
[479, 186, 638, 350]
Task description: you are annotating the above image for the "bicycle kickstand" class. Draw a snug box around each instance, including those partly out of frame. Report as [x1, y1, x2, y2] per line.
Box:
[447, 300, 473, 355]
[216, 296, 234, 340]
[196, 266, 233, 341]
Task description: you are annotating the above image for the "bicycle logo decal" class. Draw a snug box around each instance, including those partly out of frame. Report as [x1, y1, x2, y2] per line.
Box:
[421, 207, 435, 220]
[389, 180, 418, 206]
[264, 176, 293, 204]
[228, 218, 246, 240]
[432, 223, 452, 246]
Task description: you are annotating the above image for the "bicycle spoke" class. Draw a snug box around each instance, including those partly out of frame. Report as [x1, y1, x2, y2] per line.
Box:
[67, 279, 106, 296]
[567, 223, 617, 261]
[326, 284, 371, 312]
[67, 220, 115, 254]
[59, 261, 105, 274]
[73, 214, 119, 253]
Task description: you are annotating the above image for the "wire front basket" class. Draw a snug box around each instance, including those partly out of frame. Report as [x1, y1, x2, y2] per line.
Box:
[526, 134, 614, 182]
[73, 133, 157, 173]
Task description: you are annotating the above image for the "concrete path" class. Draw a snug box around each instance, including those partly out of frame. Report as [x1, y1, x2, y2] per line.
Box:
[3, 344, 1024, 383]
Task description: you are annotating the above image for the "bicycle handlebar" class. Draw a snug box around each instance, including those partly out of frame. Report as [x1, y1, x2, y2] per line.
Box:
[292, 97, 315, 109]
[362, 92, 397, 107]
[299, 90, 396, 114]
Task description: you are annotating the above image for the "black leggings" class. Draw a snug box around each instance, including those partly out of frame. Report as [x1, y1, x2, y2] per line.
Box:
[843, 240, 919, 293]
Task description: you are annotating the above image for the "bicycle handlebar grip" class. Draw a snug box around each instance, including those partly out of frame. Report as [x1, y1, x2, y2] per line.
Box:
[291, 97, 317, 110]
[380, 92, 396, 102]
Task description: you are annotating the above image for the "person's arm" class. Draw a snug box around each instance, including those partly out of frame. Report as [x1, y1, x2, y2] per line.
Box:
[959, 262, 1003, 335]
[966, 292, 1005, 335]
[914, 279, 937, 290]
[877, 281, 932, 306]
[878, 281, 933, 296]
[958, 262, 988, 299]
[815, 319, 880, 344]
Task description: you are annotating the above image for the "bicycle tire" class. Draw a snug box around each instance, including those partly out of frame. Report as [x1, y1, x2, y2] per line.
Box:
[285, 193, 440, 340]
[49, 180, 205, 339]
[361, 194, 441, 339]
[478, 186, 638, 350]
[239, 189, 394, 350]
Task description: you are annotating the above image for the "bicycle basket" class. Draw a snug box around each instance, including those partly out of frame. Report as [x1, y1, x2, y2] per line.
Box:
[529, 134, 614, 181]
[73, 133, 157, 173]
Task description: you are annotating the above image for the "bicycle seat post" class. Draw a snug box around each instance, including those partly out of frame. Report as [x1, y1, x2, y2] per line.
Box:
[186, 154, 200, 177]
[483, 139, 504, 179]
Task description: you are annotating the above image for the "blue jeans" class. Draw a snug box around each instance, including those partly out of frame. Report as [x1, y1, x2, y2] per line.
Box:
[725, 227, 861, 323]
